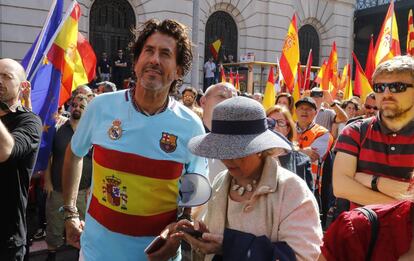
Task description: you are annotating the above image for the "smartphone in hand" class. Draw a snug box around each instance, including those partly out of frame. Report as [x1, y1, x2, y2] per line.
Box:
[144, 235, 167, 254]
[144, 228, 169, 254]
[178, 227, 203, 239]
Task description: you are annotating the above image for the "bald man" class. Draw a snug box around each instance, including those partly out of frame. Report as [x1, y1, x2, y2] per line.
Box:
[0, 58, 42, 260]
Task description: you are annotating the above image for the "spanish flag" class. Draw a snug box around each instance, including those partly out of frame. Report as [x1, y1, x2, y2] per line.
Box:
[210, 39, 222, 61]
[47, 1, 96, 106]
[353, 52, 373, 102]
[365, 34, 375, 83]
[89, 145, 183, 236]
[262, 66, 275, 111]
[21, 0, 96, 171]
[235, 71, 240, 90]
[374, 0, 401, 66]
[220, 65, 226, 83]
[291, 63, 302, 121]
[229, 69, 234, 85]
[322, 42, 338, 92]
[279, 14, 300, 92]
[314, 60, 327, 85]
[407, 9, 414, 56]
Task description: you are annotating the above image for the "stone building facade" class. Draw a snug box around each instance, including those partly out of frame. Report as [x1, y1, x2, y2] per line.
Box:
[0, 0, 355, 90]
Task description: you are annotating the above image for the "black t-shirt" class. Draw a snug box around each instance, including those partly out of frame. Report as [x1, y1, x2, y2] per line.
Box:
[51, 121, 92, 192]
[98, 58, 111, 74]
[0, 108, 42, 248]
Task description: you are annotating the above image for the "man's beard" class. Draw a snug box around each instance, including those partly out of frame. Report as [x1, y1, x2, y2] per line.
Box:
[381, 104, 413, 119]
[72, 111, 81, 120]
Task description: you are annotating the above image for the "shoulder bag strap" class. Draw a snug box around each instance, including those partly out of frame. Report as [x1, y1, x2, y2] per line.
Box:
[356, 207, 379, 261]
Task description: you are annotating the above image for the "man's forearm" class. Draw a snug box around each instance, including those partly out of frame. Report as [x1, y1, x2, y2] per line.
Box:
[0, 119, 14, 162]
[62, 143, 83, 206]
[333, 170, 395, 205]
[354, 172, 411, 200]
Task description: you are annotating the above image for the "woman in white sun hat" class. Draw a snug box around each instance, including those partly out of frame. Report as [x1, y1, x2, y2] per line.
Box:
[174, 96, 322, 261]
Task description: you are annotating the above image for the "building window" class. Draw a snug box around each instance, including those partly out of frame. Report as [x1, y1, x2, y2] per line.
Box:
[204, 11, 238, 63]
[299, 24, 319, 65]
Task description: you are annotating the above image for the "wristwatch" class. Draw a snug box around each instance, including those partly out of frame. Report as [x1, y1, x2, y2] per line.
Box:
[371, 175, 380, 192]
[330, 102, 337, 107]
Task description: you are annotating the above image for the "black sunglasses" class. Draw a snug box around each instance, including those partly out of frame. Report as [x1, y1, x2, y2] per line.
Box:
[372, 82, 413, 93]
[310, 91, 323, 98]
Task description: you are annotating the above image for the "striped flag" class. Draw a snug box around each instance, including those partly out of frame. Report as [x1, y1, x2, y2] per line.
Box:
[322, 42, 338, 92]
[279, 13, 300, 92]
[291, 63, 302, 121]
[235, 71, 240, 90]
[314, 60, 327, 85]
[210, 39, 222, 60]
[21, 0, 96, 171]
[262, 66, 275, 111]
[220, 65, 226, 83]
[374, 0, 401, 66]
[407, 9, 414, 56]
[365, 34, 375, 83]
[352, 52, 373, 103]
[229, 69, 234, 85]
[303, 49, 313, 90]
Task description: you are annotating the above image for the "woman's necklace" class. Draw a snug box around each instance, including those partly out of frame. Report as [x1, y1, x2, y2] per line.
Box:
[231, 178, 257, 196]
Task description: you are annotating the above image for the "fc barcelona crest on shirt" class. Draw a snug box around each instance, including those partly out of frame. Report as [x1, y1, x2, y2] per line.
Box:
[160, 132, 177, 153]
[108, 119, 122, 140]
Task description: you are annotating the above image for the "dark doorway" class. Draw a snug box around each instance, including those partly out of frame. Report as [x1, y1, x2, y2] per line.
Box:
[90, 0, 136, 60]
[299, 24, 320, 65]
[204, 11, 238, 63]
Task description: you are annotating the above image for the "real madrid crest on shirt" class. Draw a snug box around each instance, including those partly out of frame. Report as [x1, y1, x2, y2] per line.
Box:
[108, 119, 123, 140]
[160, 132, 177, 153]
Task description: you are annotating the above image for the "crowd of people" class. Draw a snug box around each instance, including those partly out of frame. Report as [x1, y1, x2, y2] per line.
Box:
[1, 17, 414, 261]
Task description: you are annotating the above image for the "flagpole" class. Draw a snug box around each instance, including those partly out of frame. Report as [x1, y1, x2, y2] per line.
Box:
[29, 0, 78, 82]
[26, 0, 58, 76]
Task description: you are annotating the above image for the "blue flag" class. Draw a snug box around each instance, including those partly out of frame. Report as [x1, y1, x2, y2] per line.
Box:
[22, 0, 64, 171]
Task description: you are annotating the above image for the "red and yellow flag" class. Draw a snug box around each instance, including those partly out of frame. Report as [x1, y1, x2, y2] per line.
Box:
[322, 42, 338, 91]
[235, 71, 240, 90]
[407, 9, 414, 56]
[47, 1, 96, 106]
[291, 63, 302, 121]
[314, 60, 327, 85]
[353, 52, 373, 103]
[303, 49, 313, 90]
[210, 39, 222, 60]
[365, 34, 375, 83]
[279, 14, 300, 92]
[340, 63, 353, 100]
[374, 0, 401, 66]
[229, 69, 234, 85]
[220, 65, 226, 83]
[262, 66, 276, 111]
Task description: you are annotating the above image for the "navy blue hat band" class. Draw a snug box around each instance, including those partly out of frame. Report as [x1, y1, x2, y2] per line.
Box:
[211, 118, 268, 135]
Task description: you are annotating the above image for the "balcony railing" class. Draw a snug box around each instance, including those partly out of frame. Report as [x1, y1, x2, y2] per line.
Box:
[356, 0, 396, 10]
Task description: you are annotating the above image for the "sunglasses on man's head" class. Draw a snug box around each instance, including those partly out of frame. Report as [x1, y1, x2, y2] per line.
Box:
[372, 82, 413, 93]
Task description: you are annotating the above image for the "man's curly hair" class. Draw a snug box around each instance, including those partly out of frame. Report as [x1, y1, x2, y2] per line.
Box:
[132, 19, 193, 94]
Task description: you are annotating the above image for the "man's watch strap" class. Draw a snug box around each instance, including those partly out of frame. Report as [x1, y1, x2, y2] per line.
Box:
[371, 175, 380, 192]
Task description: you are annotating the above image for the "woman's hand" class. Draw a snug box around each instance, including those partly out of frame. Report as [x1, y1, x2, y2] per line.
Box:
[173, 219, 223, 255]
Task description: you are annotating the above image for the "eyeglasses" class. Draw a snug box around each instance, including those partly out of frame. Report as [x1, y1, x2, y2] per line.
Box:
[372, 82, 413, 93]
[267, 118, 288, 129]
[310, 92, 323, 98]
[364, 104, 378, 110]
[183, 95, 195, 99]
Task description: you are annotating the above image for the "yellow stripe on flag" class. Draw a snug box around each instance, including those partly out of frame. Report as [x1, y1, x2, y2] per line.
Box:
[92, 160, 179, 216]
